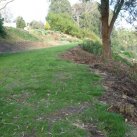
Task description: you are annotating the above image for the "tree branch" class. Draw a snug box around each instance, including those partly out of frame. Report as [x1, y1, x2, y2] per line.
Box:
[0, 0, 15, 11]
[109, 0, 124, 35]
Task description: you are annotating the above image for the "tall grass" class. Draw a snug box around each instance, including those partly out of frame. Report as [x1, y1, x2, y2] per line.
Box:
[81, 39, 102, 56]
[5, 27, 39, 41]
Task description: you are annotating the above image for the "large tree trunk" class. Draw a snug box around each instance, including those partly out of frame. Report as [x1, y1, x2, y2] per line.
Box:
[101, 19, 112, 60]
[102, 33, 112, 60]
[101, 0, 112, 60]
[100, 0, 124, 61]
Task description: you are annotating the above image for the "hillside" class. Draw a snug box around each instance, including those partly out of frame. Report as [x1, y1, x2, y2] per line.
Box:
[0, 27, 80, 53]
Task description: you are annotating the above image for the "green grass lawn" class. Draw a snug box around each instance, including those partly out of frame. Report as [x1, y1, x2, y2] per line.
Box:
[0, 44, 127, 137]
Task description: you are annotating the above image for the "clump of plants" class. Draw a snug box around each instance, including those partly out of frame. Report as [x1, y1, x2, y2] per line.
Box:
[0, 18, 6, 38]
[30, 20, 44, 29]
[81, 39, 102, 56]
[45, 21, 51, 30]
[46, 13, 97, 39]
[16, 16, 26, 29]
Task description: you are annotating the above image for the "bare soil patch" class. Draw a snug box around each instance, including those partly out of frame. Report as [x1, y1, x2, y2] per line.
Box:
[61, 46, 137, 126]
[0, 41, 69, 53]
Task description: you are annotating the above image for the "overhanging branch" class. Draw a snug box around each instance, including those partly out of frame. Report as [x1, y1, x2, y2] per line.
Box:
[109, 0, 124, 35]
[0, 0, 15, 11]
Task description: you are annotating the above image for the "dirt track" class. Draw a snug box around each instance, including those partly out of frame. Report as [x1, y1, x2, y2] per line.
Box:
[0, 41, 68, 53]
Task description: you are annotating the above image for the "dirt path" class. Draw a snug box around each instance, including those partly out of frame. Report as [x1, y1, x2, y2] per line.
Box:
[0, 41, 69, 53]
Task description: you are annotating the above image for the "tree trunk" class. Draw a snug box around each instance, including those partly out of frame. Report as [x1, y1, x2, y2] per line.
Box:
[102, 32, 112, 60]
[101, 16, 112, 60]
[101, 0, 112, 60]
[100, 0, 124, 61]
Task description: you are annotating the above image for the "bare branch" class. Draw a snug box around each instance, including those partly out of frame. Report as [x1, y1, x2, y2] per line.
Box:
[109, 0, 124, 35]
[0, 0, 15, 11]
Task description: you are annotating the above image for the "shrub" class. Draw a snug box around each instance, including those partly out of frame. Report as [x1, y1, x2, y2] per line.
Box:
[0, 18, 6, 37]
[82, 39, 102, 56]
[123, 51, 134, 58]
[16, 16, 26, 29]
[47, 13, 98, 39]
[30, 20, 44, 29]
[47, 13, 78, 35]
[45, 21, 51, 30]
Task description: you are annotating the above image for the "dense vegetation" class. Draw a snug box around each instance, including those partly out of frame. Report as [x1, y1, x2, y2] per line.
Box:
[0, 17, 6, 37]
[47, 0, 100, 40]
[72, 2, 101, 36]
[112, 29, 137, 59]
[16, 16, 26, 29]
[49, 0, 72, 15]
[47, 13, 98, 40]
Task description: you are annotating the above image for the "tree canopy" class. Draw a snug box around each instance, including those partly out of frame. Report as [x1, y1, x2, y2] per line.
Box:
[16, 16, 26, 29]
[72, 1, 100, 35]
[49, 0, 72, 15]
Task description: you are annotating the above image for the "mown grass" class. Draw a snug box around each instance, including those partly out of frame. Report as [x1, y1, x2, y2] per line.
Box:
[0, 44, 127, 137]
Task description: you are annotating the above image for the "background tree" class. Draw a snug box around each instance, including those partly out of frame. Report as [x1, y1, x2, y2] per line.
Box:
[72, 1, 100, 36]
[49, 0, 72, 15]
[0, 0, 14, 37]
[0, 17, 6, 37]
[30, 20, 44, 29]
[16, 16, 26, 29]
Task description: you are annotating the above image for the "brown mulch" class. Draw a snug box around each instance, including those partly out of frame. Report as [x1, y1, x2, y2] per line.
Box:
[61, 46, 137, 126]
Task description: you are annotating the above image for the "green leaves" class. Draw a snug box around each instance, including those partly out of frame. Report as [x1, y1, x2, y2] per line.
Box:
[16, 16, 26, 29]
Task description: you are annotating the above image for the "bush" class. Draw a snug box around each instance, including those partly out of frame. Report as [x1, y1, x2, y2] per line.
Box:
[81, 39, 102, 56]
[47, 13, 98, 39]
[45, 21, 51, 30]
[123, 51, 134, 58]
[0, 18, 6, 37]
[30, 20, 44, 29]
[16, 16, 26, 29]
[47, 13, 79, 36]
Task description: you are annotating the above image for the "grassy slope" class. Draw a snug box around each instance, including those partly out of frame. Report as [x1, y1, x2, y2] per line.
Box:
[0, 44, 126, 137]
[0, 27, 40, 42]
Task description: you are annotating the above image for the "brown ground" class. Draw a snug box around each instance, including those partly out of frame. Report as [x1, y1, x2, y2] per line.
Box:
[0, 41, 69, 53]
[61, 46, 137, 126]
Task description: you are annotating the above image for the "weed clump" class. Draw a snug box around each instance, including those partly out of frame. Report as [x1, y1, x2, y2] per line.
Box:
[81, 39, 102, 56]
